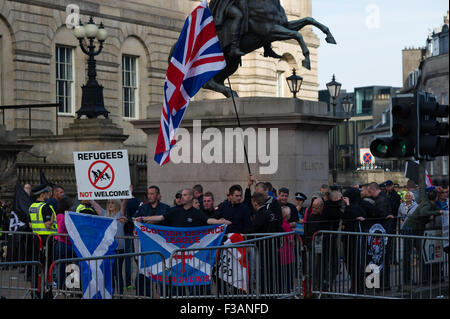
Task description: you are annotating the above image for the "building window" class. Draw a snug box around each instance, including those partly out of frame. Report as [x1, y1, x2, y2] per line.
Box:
[56, 46, 74, 114]
[355, 88, 374, 115]
[276, 71, 285, 97]
[122, 55, 138, 119]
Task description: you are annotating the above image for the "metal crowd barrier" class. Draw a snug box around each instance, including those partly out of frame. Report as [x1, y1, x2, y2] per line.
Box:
[309, 230, 449, 299]
[2, 230, 307, 299]
[47, 251, 166, 299]
[0, 230, 44, 299]
[0, 261, 44, 299]
[166, 244, 259, 299]
[239, 232, 305, 299]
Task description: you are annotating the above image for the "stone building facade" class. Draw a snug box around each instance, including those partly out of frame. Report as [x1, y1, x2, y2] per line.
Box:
[0, 0, 320, 158]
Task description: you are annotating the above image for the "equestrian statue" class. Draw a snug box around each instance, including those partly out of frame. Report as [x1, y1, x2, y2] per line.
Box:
[170, 0, 337, 98]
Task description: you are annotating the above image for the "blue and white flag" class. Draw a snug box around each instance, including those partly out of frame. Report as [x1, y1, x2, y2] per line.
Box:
[135, 222, 226, 286]
[65, 211, 118, 299]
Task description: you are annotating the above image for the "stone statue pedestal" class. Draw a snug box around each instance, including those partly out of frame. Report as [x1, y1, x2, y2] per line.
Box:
[132, 97, 342, 203]
[18, 118, 129, 164]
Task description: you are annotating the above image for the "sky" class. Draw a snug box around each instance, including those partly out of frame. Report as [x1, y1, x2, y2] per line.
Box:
[312, 0, 449, 92]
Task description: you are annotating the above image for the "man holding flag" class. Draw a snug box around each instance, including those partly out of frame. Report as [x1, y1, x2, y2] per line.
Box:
[154, 0, 226, 166]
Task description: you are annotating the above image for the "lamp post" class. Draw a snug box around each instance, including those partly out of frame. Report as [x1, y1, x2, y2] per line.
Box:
[286, 68, 303, 98]
[326, 74, 342, 117]
[341, 95, 354, 171]
[326, 74, 342, 184]
[73, 17, 109, 119]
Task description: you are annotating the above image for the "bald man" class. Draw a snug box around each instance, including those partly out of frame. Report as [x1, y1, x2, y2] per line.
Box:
[303, 198, 324, 248]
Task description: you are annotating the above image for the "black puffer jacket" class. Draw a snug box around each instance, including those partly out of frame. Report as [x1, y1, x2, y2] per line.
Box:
[342, 188, 366, 232]
[321, 200, 343, 231]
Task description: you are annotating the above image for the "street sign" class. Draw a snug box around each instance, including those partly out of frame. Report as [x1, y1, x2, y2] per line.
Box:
[74, 150, 132, 200]
[360, 148, 375, 165]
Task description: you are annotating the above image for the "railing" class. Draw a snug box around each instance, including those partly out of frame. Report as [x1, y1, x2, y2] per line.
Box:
[0, 103, 61, 137]
[2, 228, 447, 299]
[309, 230, 448, 299]
[16, 163, 77, 187]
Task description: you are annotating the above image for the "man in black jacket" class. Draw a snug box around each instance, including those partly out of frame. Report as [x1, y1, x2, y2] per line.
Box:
[247, 192, 277, 293]
[244, 175, 283, 232]
[385, 180, 401, 230]
[217, 185, 251, 234]
[201, 191, 219, 219]
[322, 191, 344, 231]
[246, 192, 271, 234]
[320, 191, 344, 291]
[303, 198, 326, 248]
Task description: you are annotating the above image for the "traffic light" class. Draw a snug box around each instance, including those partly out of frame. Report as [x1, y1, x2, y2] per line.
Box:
[370, 94, 417, 158]
[416, 91, 449, 158]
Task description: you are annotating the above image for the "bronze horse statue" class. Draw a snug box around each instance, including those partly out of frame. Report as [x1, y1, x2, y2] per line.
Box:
[169, 0, 337, 98]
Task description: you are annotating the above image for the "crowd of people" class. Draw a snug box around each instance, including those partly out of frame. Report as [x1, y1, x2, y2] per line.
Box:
[0, 175, 448, 297]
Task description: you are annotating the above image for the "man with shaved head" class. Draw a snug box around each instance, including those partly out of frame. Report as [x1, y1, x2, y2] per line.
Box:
[303, 198, 324, 248]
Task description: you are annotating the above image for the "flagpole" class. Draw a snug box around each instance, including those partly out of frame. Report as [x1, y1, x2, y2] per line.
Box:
[227, 77, 252, 176]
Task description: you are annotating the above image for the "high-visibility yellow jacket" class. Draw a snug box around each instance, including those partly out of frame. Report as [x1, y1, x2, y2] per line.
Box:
[76, 203, 96, 215]
[29, 201, 58, 235]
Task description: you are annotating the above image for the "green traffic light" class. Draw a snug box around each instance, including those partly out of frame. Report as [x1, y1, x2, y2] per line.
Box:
[400, 141, 407, 156]
[376, 143, 388, 154]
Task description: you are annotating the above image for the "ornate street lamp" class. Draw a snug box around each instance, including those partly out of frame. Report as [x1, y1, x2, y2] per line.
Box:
[286, 68, 303, 99]
[326, 74, 342, 184]
[342, 95, 354, 171]
[326, 74, 342, 116]
[341, 95, 354, 116]
[73, 17, 109, 119]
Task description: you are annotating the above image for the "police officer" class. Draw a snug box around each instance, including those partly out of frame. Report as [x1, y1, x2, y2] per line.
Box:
[29, 184, 57, 238]
[76, 200, 96, 214]
[28, 184, 57, 298]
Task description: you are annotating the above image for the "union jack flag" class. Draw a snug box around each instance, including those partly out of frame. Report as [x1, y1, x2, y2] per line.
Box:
[154, 0, 226, 165]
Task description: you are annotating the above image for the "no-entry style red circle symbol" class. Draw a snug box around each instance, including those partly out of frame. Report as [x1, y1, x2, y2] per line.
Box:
[363, 153, 372, 164]
[88, 160, 115, 190]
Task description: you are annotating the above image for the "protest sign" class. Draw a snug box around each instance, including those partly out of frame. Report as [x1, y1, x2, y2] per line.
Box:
[73, 150, 131, 200]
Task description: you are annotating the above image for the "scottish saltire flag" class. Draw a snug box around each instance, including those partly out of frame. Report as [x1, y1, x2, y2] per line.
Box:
[154, 0, 226, 165]
[65, 212, 118, 299]
[135, 222, 227, 286]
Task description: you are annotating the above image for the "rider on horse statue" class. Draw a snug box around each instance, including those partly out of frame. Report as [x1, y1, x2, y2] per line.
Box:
[209, 0, 281, 58]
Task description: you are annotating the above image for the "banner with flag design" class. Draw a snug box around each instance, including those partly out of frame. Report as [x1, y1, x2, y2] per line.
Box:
[134, 222, 227, 286]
